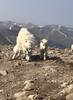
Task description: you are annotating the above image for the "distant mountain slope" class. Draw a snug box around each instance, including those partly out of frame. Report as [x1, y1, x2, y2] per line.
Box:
[28, 25, 73, 48]
[0, 21, 73, 48]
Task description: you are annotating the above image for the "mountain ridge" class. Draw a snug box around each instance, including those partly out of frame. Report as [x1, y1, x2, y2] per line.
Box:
[0, 21, 73, 48]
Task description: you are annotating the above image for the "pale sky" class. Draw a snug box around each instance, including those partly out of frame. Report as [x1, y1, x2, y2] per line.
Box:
[0, 0, 73, 26]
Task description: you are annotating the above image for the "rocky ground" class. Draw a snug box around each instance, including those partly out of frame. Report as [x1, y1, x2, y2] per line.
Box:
[0, 45, 73, 100]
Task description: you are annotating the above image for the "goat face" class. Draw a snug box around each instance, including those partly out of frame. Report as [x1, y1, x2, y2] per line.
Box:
[40, 41, 47, 50]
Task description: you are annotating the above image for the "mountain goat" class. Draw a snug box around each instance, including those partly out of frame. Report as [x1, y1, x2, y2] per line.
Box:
[40, 38, 48, 60]
[12, 28, 35, 61]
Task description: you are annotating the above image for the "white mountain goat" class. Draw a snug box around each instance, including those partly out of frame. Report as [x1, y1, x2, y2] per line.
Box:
[40, 38, 48, 60]
[12, 28, 35, 61]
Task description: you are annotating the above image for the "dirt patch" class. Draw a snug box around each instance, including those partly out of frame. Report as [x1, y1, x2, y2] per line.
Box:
[0, 45, 73, 100]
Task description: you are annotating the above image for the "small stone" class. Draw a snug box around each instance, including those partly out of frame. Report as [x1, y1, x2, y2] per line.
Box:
[51, 79, 57, 83]
[61, 84, 73, 95]
[23, 80, 34, 91]
[61, 82, 68, 88]
[0, 89, 3, 93]
[0, 70, 7, 76]
[27, 95, 36, 100]
[14, 91, 27, 100]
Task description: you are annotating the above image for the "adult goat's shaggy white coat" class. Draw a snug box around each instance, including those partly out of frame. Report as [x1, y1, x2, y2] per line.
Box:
[40, 38, 48, 60]
[12, 28, 35, 61]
